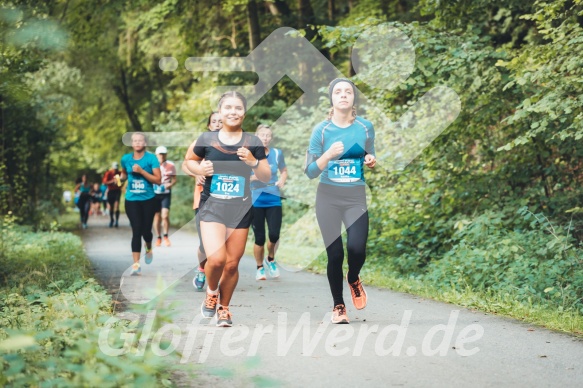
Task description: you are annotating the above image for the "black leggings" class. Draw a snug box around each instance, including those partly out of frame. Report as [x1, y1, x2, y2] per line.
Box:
[315, 183, 369, 307]
[108, 190, 121, 223]
[77, 193, 91, 224]
[125, 198, 157, 252]
[252, 206, 282, 246]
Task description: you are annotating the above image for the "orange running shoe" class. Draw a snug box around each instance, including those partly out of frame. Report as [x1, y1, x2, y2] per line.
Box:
[155, 237, 162, 247]
[216, 306, 233, 327]
[331, 304, 349, 324]
[347, 275, 368, 310]
[201, 292, 218, 318]
[164, 236, 171, 247]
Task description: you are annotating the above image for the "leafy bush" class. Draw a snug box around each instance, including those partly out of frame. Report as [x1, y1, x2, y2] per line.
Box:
[0, 219, 180, 386]
[423, 207, 583, 313]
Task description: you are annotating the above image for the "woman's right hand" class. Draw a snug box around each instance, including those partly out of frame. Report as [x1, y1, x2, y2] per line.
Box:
[196, 175, 206, 186]
[200, 160, 214, 176]
[325, 141, 344, 160]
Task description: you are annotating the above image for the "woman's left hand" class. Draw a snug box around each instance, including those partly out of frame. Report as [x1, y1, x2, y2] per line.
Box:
[237, 147, 257, 166]
[275, 180, 285, 189]
[364, 154, 376, 169]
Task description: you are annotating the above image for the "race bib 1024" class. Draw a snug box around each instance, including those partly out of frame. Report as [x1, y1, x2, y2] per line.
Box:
[210, 174, 245, 199]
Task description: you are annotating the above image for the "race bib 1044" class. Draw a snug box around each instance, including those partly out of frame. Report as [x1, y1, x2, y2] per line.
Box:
[210, 174, 245, 199]
[327, 159, 362, 183]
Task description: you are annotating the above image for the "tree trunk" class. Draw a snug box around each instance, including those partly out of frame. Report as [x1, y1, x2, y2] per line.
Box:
[380, 0, 388, 17]
[298, 0, 315, 29]
[113, 66, 143, 132]
[247, 0, 261, 50]
[328, 0, 335, 22]
[533, 137, 551, 199]
[266, 0, 292, 26]
[348, 46, 356, 76]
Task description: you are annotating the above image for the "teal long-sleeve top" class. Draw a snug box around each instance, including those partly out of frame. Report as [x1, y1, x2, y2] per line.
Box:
[305, 116, 375, 186]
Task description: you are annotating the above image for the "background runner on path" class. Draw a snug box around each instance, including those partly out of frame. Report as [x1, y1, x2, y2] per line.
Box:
[153, 145, 177, 248]
[250, 124, 287, 281]
[102, 162, 122, 228]
[183, 111, 223, 291]
[120, 132, 161, 276]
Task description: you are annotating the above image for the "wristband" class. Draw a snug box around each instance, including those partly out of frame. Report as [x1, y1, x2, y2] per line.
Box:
[251, 159, 260, 168]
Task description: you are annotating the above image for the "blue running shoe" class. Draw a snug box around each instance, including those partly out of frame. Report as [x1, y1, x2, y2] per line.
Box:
[130, 263, 141, 276]
[145, 247, 153, 264]
[193, 269, 206, 291]
[256, 266, 266, 281]
[264, 259, 280, 278]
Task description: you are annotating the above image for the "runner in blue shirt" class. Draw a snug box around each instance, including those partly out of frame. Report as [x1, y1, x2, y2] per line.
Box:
[120, 132, 161, 275]
[75, 174, 91, 229]
[305, 78, 377, 324]
[250, 124, 287, 280]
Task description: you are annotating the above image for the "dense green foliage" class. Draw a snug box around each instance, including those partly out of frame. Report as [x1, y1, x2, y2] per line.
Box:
[0, 216, 179, 386]
[1, 0, 582, 345]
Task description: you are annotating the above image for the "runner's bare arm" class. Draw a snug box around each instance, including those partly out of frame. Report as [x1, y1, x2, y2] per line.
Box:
[184, 148, 214, 177]
[253, 159, 271, 182]
[182, 139, 198, 177]
[276, 166, 288, 188]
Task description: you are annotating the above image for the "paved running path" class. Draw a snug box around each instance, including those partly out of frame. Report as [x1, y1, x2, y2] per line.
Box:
[81, 215, 583, 387]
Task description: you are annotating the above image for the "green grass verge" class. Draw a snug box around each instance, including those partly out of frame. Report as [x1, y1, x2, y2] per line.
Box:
[0, 217, 183, 386]
[301, 253, 583, 336]
[54, 209, 83, 233]
[246, 233, 583, 336]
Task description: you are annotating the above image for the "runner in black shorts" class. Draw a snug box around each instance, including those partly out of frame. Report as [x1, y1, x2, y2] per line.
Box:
[184, 91, 270, 327]
[182, 111, 223, 291]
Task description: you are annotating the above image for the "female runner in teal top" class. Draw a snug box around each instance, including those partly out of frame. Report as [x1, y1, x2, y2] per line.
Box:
[305, 78, 376, 324]
[120, 132, 161, 275]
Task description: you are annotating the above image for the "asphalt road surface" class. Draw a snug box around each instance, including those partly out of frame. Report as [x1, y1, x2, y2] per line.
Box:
[81, 214, 583, 387]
